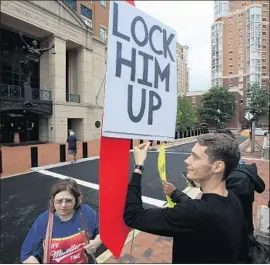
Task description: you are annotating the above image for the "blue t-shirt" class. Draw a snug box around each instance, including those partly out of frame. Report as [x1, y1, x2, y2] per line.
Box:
[67, 135, 77, 150]
[20, 204, 99, 263]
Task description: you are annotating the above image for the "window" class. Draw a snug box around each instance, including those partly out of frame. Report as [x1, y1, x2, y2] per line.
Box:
[242, 2, 246, 6]
[100, 26, 107, 40]
[229, 64, 233, 68]
[262, 3, 268, 8]
[239, 34, 243, 38]
[229, 78, 233, 82]
[229, 71, 233, 75]
[239, 28, 242, 32]
[229, 51, 233, 54]
[262, 32, 266, 35]
[262, 25, 266, 29]
[239, 76, 243, 82]
[262, 45, 267, 49]
[262, 66, 267, 70]
[100, 0, 106, 7]
[80, 4, 92, 20]
[262, 18, 266, 21]
[262, 59, 266, 62]
[63, 0, 77, 10]
[229, 58, 233, 61]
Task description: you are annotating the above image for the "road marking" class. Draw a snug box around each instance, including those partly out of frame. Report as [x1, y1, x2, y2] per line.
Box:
[165, 151, 191, 155]
[32, 156, 100, 171]
[242, 157, 270, 162]
[37, 169, 166, 208]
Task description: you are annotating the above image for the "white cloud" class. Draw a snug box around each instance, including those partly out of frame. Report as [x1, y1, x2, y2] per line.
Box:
[135, 1, 214, 91]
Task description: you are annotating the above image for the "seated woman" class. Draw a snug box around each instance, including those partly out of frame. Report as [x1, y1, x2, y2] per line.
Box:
[20, 178, 102, 264]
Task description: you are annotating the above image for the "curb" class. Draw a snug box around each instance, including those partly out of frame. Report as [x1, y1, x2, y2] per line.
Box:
[150, 136, 199, 151]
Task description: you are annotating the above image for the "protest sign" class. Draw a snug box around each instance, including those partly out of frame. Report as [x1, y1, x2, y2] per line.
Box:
[102, 1, 177, 141]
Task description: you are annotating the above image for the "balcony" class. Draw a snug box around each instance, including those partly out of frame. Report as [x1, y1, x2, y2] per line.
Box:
[0, 84, 52, 101]
[66, 93, 80, 103]
[0, 84, 53, 115]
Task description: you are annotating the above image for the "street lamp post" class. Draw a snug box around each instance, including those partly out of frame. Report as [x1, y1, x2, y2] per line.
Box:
[216, 109, 221, 131]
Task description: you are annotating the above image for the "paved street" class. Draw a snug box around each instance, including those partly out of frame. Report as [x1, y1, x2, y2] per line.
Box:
[0, 136, 247, 263]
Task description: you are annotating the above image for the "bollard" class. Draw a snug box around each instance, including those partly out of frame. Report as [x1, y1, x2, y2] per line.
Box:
[60, 144, 66, 162]
[83, 142, 88, 158]
[31, 146, 38, 167]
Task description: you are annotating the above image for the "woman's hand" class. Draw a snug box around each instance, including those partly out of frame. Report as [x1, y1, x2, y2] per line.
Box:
[133, 142, 151, 166]
[83, 235, 102, 254]
[83, 241, 99, 254]
[22, 256, 40, 264]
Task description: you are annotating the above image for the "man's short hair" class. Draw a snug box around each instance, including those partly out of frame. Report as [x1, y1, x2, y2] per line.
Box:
[197, 133, 240, 180]
[216, 129, 236, 140]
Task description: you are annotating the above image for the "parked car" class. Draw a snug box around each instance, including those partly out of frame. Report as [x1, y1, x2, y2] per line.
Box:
[241, 128, 268, 137]
[255, 128, 268, 136]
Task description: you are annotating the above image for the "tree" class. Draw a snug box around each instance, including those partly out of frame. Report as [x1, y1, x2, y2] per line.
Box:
[198, 87, 235, 125]
[246, 83, 269, 117]
[176, 96, 197, 130]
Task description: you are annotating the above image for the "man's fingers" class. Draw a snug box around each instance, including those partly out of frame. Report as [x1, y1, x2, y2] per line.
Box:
[138, 141, 151, 150]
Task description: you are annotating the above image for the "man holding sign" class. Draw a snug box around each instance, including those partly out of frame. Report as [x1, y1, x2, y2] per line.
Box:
[124, 134, 249, 264]
[100, 0, 177, 258]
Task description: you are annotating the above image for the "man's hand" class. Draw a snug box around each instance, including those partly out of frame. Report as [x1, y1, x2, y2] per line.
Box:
[133, 142, 151, 166]
[162, 180, 176, 196]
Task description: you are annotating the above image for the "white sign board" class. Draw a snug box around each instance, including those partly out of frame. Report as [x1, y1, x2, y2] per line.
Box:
[102, 1, 177, 141]
[245, 112, 254, 121]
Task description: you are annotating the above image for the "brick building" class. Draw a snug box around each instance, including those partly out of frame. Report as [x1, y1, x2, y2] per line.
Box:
[186, 90, 243, 131]
[176, 43, 189, 96]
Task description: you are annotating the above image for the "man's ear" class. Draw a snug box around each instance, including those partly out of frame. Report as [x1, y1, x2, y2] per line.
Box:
[212, 161, 225, 175]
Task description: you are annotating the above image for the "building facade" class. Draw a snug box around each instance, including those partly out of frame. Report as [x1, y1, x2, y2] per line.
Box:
[186, 90, 242, 131]
[211, 0, 269, 106]
[176, 43, 189, 96]
[0, 0, 109, 145]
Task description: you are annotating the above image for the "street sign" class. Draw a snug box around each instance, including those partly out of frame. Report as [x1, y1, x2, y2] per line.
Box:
[245, 111, 254, 121]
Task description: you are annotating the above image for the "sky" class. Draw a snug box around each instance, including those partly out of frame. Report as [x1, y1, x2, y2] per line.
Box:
[135, 1, 214, 92]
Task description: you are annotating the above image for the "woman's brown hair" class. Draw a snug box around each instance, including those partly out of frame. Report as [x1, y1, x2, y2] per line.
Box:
[49, 178, 83, 213]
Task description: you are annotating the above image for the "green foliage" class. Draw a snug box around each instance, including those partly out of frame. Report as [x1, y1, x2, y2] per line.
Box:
[246, 83, 269, 116]
[198, 87, 235, 123]
[176, 96, 197, 130]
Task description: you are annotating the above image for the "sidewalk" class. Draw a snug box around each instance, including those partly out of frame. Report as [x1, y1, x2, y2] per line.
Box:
[102, 156, 269, 264]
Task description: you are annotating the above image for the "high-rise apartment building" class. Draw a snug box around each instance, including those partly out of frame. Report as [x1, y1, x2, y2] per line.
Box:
[211, 0, 269, 106]
[176, 43, 189, 96]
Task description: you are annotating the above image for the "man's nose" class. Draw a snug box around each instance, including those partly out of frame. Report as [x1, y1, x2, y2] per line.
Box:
[184, 156, 190, 166]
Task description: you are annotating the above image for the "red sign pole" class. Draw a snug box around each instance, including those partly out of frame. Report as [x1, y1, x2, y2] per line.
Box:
[99, 0, 136, 259]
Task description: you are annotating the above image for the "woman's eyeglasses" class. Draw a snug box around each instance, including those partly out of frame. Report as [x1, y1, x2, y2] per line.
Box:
[54, 198, 73, 205]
